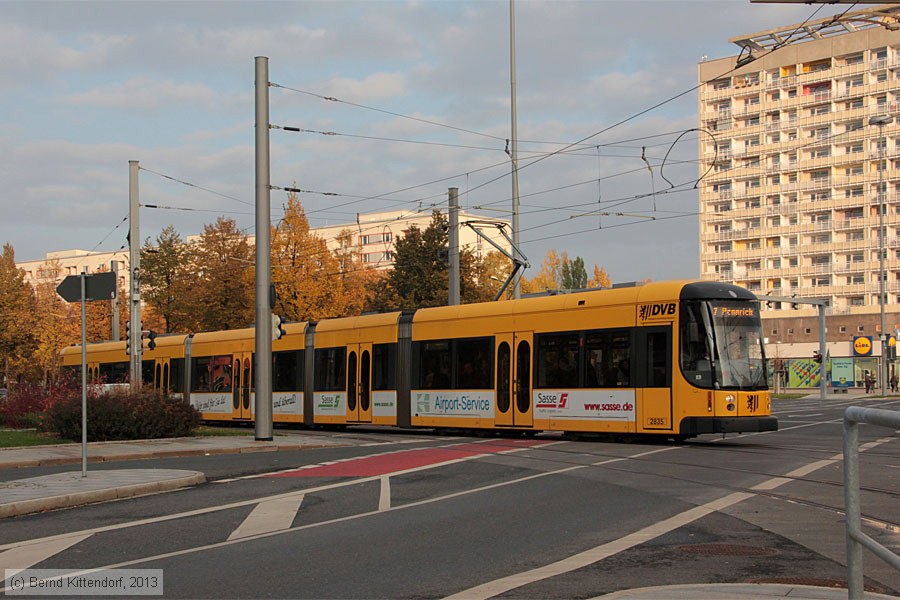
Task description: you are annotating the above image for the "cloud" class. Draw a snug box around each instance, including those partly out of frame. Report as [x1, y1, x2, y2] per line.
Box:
[64, 77, 218, 112]
[0, 24, 129, 92]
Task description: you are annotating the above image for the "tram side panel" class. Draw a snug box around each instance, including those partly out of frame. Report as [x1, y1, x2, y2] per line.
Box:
[530, 302, 639, 434]
[408, 305, 507, 430]
[187, 325, 307, 424]
[310, 313, 403, 427]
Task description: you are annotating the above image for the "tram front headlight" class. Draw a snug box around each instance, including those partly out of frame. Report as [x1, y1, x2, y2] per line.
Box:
[725, 394, 735, 412]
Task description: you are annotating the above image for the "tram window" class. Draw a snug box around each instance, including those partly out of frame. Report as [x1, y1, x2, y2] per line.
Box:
[585, 329, 632, 388]
[99, 361, 129, 384]
[372, 344, 397, 390]
[170, 359, 185, 393]
[536, 333, 579, 388]
[314, 347, 346, 392]
[273, 350, 303, 392]
[141, 360, 155, 385]
[414, 341, 451, 389]
[454, 338, 492, 389]
[680, 303, 714, 388]
[645, 332, 670, 387]
[191, 355, 232, 392]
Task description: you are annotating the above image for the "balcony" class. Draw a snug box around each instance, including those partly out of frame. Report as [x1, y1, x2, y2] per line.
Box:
[801, 177, 832, 190]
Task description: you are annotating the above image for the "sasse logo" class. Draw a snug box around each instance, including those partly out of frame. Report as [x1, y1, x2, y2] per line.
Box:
[639, 303, 676, 321]
[536, 392, 568, 409]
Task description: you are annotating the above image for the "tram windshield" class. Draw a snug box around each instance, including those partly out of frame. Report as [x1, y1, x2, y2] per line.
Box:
[680, 300, 767, 390]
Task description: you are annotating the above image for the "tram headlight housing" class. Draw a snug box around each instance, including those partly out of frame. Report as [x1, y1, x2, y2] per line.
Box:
[725, 394, 735, 412]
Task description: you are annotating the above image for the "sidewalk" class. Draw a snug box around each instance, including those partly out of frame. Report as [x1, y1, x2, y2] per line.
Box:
[0, 432, 344, 469]
[0, 432, 349, 518]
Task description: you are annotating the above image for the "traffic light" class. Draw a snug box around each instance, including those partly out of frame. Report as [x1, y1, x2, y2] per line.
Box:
[125, 321, 131, 355]
[146, 330, 157, 351]
[272, 313, 286, 340]
[813, 351, 823, 364]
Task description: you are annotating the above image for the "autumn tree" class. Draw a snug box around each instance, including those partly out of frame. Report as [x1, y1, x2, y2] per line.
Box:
[141, 226, 194, 333]
[587, 265, 612, 289]
[521, 250, 611, 294]
[188, 217, 255, 331]
[0, 244, 37, 384]
[271, 193, 349, 321]
[521, 249, 564, 294]
[478, 250, 513, 301]
[31, 277, 76, 381]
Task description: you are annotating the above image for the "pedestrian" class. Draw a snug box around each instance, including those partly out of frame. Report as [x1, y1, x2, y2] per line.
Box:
[891, 371, 898, 393]
[864, 371, 872, 394]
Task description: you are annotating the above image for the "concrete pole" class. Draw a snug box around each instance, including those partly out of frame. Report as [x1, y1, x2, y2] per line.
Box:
[880, 130, 887, 396]
[869, 115, 892, 395]
[110, 260, 120, 341]
[449, 188, 460, 306]
[128, 160, 142, 389]
[509, 0, 521, 299]
[819, 304, 826, 402]
[254, 56, 273, 441]
[80, 271, 87, 477]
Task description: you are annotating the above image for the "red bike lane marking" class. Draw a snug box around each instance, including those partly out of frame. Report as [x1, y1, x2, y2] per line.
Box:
[269, 438, 554, 478]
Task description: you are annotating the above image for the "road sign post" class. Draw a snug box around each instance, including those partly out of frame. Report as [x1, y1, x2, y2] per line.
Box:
[57, 272, 117, 477]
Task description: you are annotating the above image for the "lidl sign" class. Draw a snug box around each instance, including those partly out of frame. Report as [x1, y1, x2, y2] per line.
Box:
[852, 336, 873, 356]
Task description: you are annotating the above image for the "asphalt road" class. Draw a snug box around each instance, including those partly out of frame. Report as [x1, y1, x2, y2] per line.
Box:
[1, 395, 897, 598]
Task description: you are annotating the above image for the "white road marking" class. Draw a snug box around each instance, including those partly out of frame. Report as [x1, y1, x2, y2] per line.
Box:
[379, 476, 391, 511]
[227, 495, 304, 541]
[0, 439, 562, 555]
[0, 446, 679, 594]
[443, 437, 897, 600]
[0, 533, 91, 571]
[443, 491, 755, 600]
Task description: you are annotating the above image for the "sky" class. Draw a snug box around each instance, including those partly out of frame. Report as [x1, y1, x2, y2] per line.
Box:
[0, 0, 851, 284]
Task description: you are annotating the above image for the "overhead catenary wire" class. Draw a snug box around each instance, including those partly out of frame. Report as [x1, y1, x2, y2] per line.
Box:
[140, 166, 253, 207]
[126, 4, 854, 277]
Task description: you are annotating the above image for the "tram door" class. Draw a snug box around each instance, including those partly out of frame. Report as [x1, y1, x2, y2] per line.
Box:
[346, 343, 373, 423]
[88, 363, 100, 384]
[495, 332, 534, 427]
[154, 359, 171, 393]
[231, 353, 253, 420]
[638, 327, 672, 431]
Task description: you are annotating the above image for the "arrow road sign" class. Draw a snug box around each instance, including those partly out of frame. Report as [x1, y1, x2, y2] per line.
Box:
[56, 272, 117, 303]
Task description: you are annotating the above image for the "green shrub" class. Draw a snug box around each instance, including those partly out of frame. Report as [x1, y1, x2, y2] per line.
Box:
[45, 387, 200, 441]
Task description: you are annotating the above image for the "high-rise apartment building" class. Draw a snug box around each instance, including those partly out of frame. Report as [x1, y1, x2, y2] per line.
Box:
[698, 6, 900, 320]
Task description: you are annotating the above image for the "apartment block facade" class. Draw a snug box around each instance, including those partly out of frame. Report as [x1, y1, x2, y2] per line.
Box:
[17, 209, 510, 292]
[698, 8, 900, 331]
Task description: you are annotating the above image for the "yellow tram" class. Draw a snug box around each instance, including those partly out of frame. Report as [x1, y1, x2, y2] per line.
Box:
[61, 280, 776, 439]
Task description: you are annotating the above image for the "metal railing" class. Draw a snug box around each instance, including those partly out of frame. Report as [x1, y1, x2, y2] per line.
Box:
[842, 406, 900, 599]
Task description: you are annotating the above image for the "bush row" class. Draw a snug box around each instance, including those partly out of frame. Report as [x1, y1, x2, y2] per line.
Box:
[1, 381, 200, 441]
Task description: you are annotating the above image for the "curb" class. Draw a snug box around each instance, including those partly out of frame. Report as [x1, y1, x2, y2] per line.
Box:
[597, 582, 899, 599]
[0, 472, 205, 519]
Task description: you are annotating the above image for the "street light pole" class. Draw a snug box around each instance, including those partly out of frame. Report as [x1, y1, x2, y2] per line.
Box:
[869, 114, 893, 395]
